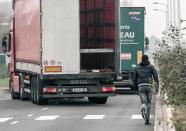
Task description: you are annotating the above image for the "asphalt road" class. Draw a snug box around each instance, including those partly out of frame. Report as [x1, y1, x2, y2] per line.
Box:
[0, 89, 155, 131]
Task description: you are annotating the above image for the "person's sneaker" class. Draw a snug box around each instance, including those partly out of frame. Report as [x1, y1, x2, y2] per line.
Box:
[145, 120, 151, 125]
[141, 108, 146, 119]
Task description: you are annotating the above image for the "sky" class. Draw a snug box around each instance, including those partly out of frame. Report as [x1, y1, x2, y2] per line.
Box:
[130, 0, 186, 39]
[0, 0, 186, 39]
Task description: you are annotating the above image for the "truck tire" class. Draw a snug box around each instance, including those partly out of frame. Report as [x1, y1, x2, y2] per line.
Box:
[9, 80, 20, 99]
[19, 74, 28, 100]
[95, 97, 108, 104]
[35, 76, 48, 105]
[88, 97, 97, 103]
[88, 97, 108, 104]
[31, 76, 36, 104]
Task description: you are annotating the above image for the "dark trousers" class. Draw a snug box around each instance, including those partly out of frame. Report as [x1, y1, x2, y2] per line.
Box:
[139, 85, 153, 120]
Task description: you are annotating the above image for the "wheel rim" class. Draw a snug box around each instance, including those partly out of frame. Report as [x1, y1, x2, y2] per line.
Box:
[10, 82, 14, 98]
[20, 86, 23, 99]
[31, 77, 35, 103]
[36, 77, 41, 104]
[33, 76, 39, 104]
[19, 74, 24, 100]
[36, 84, 39, 104]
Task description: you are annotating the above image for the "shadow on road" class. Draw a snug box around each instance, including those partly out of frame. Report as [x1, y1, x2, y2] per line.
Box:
[116, 90, 139, 95]
[47, 98, 115, 107]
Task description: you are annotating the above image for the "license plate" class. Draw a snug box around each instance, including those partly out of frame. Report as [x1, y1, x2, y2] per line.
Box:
[72, 88, 88, 93]
[70, 80, 88, 84]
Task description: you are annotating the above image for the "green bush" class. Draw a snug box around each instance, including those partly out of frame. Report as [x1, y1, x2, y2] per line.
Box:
[154, 26, 186, 105]
[173, 106, 186, 131]
[153, 26, 186, 131]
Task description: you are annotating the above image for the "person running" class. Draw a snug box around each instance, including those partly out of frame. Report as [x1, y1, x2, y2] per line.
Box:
[133, 55, 159, 125]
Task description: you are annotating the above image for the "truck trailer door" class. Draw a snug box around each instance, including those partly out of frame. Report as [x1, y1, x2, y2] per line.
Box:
[41, 0, 80, 75]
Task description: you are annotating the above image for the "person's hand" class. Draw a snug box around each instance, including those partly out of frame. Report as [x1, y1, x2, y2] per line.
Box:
[155, 88, 159, 94]
[154, 82, 159, 94]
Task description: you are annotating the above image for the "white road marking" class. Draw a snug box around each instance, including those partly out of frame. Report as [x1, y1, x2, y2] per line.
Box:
[35, 115, 60, 121]
[27, 114, 34, 117]
[60, 116, 80, 119]
[83, 115, 105, 120]
[10, 121, 19, 125]
[42, 108, 48, 111]
[0, 117, 13, 122]
[131, 115, 154, 120]
[106, 115, 131, 118]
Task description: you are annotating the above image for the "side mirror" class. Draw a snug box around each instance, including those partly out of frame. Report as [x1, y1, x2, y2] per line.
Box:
[1, 34, 11, 57]
[2, 39, 7, 53]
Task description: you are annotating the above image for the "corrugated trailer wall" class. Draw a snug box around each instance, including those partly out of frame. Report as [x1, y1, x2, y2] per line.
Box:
[80, 0, 116, 71]
[14, 0, 41, 63]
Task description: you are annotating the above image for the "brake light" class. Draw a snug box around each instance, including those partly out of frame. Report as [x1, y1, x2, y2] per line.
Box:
[102, 86, 115, 92]
[43, 87, 57, 93]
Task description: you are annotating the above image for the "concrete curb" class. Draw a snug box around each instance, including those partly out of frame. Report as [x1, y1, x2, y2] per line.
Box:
[154, 94, 176, 131]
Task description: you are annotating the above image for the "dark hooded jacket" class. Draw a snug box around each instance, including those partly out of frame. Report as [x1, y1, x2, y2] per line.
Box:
[133, 60, 159, 87]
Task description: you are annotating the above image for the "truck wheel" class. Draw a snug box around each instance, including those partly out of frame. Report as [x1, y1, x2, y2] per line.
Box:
[19, 74, 28, 100]
[9, 80, 20, 99]
[95, 97, 108, 104]
[88, 97, 97, 103]
[35, 76, 48, 105]
[88, 97, 108, 104]
[31, 76, 36, 104]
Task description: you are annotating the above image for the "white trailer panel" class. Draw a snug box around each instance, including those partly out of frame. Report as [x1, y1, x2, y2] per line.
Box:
[41, 0, 80, 74]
